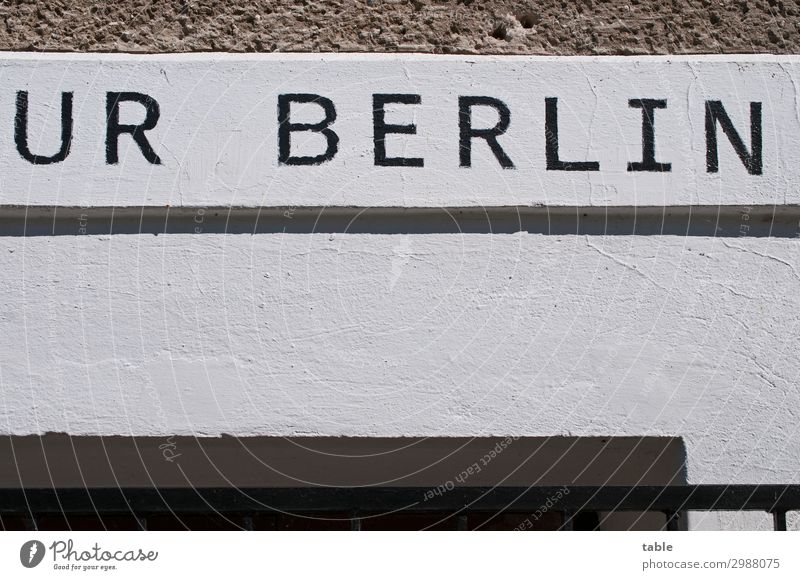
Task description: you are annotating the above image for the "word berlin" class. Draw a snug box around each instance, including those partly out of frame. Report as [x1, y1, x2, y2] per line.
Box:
[14, 91, 762, 176]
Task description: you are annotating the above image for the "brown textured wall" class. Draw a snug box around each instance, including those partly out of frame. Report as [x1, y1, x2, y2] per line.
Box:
[0, 0, 797, 54]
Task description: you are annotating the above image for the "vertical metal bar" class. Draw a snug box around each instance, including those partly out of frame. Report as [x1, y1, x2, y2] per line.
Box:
[456, 514, 468, 531]
[664, 511, 680, 531]
[561, 511, 574, 531]
[772, 511, 787, 531]
[242, 515, 254, 531]
[350, 513, 361, 531]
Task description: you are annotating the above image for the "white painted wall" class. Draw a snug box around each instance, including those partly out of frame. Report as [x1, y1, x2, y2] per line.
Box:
[2, 232, 799, 486]
[1, 54, 798, 531]
[0, 54, 797, 207]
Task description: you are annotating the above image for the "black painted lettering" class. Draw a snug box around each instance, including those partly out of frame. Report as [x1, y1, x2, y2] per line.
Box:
[545, 97, 599, 171]
[705, 101, 762, 175]
[628, 98, 671, 172]
[373, 94, 423, 167]
[278, 94, 339, 165]
[15, 91, 73, 165]
[458, 96, 514, 169]
[106, 92, 162, 165]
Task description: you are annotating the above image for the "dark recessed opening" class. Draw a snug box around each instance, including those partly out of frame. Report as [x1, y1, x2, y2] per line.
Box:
[0, 435, 687, 531]
[517, 12, 539, 29]
[491, 24, 508, 40]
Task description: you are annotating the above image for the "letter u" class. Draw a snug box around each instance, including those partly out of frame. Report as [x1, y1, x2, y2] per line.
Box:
[15, 91, 73, 164]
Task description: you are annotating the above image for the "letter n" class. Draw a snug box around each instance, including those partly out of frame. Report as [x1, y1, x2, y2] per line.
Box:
[705, 101, 762, 175]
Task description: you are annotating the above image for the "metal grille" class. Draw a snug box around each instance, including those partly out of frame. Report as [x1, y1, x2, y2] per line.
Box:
[1, 485, 797, 531]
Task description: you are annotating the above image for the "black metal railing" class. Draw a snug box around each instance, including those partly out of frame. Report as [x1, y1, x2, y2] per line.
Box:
[1, 485, 798, 531]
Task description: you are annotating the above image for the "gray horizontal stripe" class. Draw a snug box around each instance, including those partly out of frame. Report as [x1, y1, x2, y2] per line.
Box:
[0, 205, 797, 237]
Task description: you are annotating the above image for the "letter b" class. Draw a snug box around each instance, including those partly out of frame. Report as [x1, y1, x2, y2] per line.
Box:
[278, 94, 339, 165]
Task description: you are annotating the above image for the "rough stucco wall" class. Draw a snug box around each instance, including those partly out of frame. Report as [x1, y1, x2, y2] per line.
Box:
[2, 3, 799, 533]
[2, 54, 794, 209]
[3, 233, 800, 486]
[0, 0, 798, 54]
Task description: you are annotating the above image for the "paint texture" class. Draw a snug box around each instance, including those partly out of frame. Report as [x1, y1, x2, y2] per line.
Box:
[0, 1, 797, 54]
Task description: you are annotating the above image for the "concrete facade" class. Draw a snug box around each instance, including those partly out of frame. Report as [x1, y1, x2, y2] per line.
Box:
[1, 2, 799, 530]
[2, 231, 799, 488]
[0, 0, 797, 55]
[0, 54, 795, 208]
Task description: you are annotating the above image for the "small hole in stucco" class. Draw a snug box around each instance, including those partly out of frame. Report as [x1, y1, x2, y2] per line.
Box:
[491, 24, 508, 40]
[517, 12, 539, 29]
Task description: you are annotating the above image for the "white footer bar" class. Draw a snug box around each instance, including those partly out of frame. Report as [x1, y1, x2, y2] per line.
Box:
[1, 531, 797, 579]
